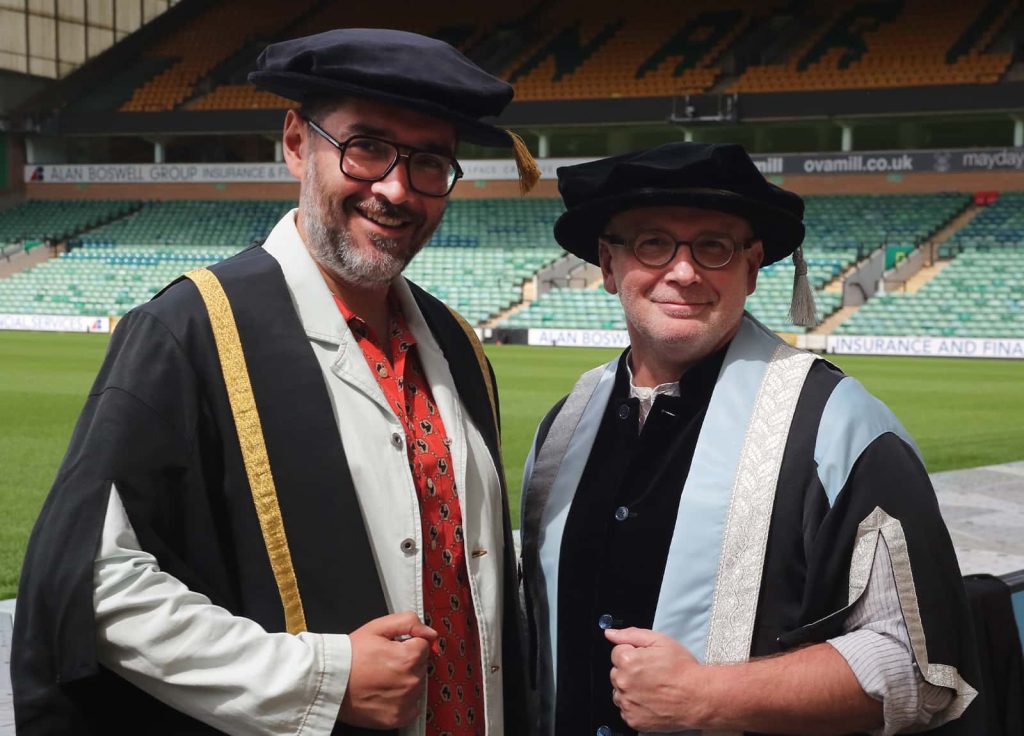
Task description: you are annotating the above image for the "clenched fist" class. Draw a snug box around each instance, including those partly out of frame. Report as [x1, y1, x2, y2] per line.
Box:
[338, 611, 438, 729]
[606, 627, 705, 732]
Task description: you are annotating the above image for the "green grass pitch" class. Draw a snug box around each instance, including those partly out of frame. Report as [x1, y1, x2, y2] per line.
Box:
[1, 331, 1023, 599]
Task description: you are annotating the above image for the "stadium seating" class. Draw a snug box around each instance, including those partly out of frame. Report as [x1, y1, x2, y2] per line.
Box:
[70, 59, 178, 113]
[838, 191, 1024, 337]
[803, 193, 969, 258]
[120, 0, 315, 112]
[500, 288, 623, 331]
[150, 0, 1017, 110]
[942, 191, 1024, 256]
[0, 193, 1007, 335]
[404, 248, 553, 325]
[731, 0, 1014, 93]
[755, 193, 968, 332]
[835, 252, 1024, 338]
[403, 199, 565, 324]
[502, 193, 967, 334]
[190, 2, 527, 110]
[500, 259, 844, 335]
[71, 200, 293, 248]
[187, 85, 290, 111]
[0, 246, 239, 317]
[746, 261, 844, 334]
[505, 0, 787, 100]
[0, 198, 565, 324]
[164, 0, 760, 108]
[175, 0, 1015, 110]
[0, 200, 141, 245]
[0, 199, 292, 317]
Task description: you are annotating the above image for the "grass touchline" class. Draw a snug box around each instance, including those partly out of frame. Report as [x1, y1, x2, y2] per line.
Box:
[1, 332, 1022, 599]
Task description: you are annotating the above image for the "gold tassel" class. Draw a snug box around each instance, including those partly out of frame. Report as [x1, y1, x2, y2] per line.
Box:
[507, 130, 541, 195]
[789, 246, 818, 327]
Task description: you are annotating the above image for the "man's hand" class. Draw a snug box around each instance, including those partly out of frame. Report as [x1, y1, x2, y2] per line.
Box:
[338, 611, 438, 729]
[606, 627, 705, 732]
[607, 629, 885, 735]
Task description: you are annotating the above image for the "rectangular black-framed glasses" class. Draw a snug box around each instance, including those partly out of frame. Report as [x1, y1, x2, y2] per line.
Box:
[303, 115, 463, 197]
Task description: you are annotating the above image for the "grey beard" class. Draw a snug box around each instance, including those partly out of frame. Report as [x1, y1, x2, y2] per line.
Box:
[300, 160, 417, 287]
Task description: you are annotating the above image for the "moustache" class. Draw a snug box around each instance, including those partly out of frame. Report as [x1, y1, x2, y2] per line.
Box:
[351, 197, 423, 226]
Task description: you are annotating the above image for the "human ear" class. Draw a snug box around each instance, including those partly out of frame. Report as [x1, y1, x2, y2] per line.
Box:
[746, 240, 764, 295]
[282, 109, 308, 181]
[599, 242, 619, 295]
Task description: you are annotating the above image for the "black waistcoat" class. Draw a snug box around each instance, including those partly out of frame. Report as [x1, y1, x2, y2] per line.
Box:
[554, 350, 724, 736]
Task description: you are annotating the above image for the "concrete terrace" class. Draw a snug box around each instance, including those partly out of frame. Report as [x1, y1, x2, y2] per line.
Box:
[932, 460, 1024, 576]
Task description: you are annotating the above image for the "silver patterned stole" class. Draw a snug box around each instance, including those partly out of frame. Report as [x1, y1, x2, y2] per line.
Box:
[703, 339, 817, 665]
[651, 319, 816, 736]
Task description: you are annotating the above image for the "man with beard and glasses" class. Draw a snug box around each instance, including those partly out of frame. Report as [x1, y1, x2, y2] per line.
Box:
[519, 144, 980, 736]
[13, 29, 537, 736]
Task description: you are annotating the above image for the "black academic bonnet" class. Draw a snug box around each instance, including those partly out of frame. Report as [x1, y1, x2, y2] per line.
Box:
[553, 143, 806, 266]
[249, 28, 514, 149]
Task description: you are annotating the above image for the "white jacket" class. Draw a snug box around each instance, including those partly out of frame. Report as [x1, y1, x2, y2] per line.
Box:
[94, 210, 507, 736]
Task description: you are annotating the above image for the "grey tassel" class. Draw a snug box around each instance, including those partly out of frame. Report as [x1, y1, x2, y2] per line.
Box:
[789, 246, 817, 327]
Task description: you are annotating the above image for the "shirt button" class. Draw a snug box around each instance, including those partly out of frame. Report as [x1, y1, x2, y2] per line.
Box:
[490, 664, 500, 673]
[400, 538, 416, 554]
[614, 506, 630, 522]
[617, 404, 630, 420]
[391, 432, 403, 448]
[596, 726, 612, 736]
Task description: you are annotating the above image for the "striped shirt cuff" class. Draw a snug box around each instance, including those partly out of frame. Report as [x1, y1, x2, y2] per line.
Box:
[827, 535, 954, 734]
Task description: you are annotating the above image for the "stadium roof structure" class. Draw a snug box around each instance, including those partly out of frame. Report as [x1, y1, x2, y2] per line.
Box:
[6, 0, 1024, 139]
[14, 82, 1024, 139]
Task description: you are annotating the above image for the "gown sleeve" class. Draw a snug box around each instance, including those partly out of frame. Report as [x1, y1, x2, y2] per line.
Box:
[95, 485, 350, 736]
[786, 429, 981, 734]
[14, 307, 270, 730]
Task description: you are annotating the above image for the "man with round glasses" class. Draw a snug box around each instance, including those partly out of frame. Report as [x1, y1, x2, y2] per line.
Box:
[598, 228, 754, 270]
[519, 143, 979, 735]
[14, 29, 534, 736]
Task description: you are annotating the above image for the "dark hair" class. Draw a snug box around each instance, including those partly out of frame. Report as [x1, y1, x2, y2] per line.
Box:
[297, 96, 346, 124]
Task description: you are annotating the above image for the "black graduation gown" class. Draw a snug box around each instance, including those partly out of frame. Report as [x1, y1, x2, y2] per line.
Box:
[12, 245, 525, 735]
[527, 349, 982, 736]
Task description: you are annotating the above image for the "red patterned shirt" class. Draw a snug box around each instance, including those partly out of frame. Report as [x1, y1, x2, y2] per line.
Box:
[334, 293, 485, 735]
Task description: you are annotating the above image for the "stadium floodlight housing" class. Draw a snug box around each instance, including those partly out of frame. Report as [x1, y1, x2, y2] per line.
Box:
[669, 93, 739, 126]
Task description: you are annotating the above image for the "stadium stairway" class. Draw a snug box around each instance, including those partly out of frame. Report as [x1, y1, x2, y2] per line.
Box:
[923, 201, 987, 256]
[838, 252, 1024, 338]
[903, 259, 954, 293]
[811, 304, 859, 335]
[832, 193, 1024, 339]
[0, 245, 52, 280]
[823, 261, 859, 293]
[811, 195, 979, 335]
[500, 194, 970, 336]
[487, 295, 536, 330]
